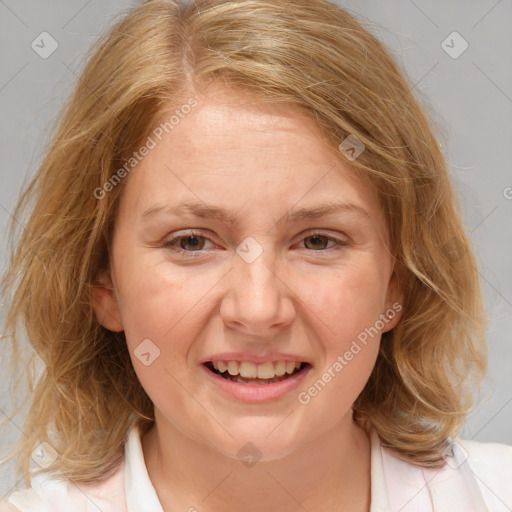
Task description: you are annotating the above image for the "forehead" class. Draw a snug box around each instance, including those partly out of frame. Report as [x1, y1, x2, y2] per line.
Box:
[117, 86, 386, 236]
[157, 87, 339, 169]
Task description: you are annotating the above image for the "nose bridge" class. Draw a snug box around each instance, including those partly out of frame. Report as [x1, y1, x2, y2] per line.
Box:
[221, 235, 294, 332]
[236, 235, 280, 304]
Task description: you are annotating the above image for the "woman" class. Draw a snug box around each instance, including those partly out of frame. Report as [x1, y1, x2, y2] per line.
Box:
[1, 0, 511, 510]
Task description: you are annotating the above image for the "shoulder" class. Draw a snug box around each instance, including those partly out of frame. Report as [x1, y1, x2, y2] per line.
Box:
[0, 423, 143, 512]
[0, 502, 18, 512]
[376, 432, 512, 511]
[457, 436, 512, 509]
[1, 461, 127, 512]
[0, 488, 45, 512]
[457, 436, 512, 469]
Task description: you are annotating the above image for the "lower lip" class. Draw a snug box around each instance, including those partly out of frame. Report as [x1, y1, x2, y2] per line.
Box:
[199, 364, 313, 402]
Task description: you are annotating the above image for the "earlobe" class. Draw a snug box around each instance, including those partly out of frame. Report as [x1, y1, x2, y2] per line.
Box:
[91, 271, 124, 332]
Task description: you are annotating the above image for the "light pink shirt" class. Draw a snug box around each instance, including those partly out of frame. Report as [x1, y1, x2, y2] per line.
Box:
[6, 424, 512, 511]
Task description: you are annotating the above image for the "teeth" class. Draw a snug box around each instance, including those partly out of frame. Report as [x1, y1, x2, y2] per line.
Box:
[240, 362, 258, 378]
[275, 361, 286, 376]
[227, 361, 239, 376]
[285, 361, 296, 375]
[257, 362, 275, 379]
[210, 360, 304, 380]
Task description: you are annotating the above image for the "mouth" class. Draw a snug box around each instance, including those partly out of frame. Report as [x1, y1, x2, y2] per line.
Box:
[203, 360, 312, 385]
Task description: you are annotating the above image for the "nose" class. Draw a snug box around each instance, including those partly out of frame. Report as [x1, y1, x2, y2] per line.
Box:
[219, 239, 295, 335]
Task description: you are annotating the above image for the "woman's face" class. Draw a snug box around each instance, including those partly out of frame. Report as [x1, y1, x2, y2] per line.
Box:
[93, 85, 402, 461]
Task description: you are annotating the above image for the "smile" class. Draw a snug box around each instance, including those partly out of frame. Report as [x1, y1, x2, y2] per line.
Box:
[204, 360, 311, 385]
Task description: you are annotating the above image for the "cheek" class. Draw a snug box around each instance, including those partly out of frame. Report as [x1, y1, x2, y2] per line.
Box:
[306, 260, 390, 343]
[300, 259, 387, 397]
[112, 253, 221, 397]
[114, 250, 198, 340]
[295, 265, 385, 415]
[114, 261, 207, 412]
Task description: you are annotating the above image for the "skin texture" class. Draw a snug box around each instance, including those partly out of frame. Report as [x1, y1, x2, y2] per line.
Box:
[92, 85, 402, 512]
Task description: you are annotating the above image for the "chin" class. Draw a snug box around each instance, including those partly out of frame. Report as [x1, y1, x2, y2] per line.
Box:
[203, 420, 310, 464]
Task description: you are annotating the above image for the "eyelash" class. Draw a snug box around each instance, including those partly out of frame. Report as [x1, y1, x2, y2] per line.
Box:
[162, 230, 348, 258]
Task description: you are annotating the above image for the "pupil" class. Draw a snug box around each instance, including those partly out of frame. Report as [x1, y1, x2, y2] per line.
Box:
[306, 235, 326, 250]
[181, 236, 203, 251]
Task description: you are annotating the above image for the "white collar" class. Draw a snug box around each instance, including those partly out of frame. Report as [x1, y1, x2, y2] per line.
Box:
[124, 423, 163, 512]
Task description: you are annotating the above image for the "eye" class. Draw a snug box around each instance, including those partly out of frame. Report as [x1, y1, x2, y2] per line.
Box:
[163, 231, 215, 256]
[299, 233, 346, 251]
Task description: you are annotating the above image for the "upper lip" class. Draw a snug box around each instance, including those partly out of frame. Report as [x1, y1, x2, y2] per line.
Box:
[199, 352, 311, 365]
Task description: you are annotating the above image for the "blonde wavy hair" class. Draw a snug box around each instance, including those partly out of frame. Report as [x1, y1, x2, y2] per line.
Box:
[1, 0, 487, 486]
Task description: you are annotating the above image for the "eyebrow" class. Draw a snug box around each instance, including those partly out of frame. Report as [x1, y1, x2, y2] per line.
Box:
[140, 200, 369, 225]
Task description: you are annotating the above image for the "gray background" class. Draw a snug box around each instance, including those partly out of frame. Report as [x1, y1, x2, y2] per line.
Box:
[1, 0, 511, 499]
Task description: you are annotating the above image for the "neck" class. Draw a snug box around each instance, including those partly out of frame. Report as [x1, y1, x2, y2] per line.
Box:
[142, 412, 372, 512]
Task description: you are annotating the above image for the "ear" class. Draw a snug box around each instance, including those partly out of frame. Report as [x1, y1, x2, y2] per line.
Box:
[91, 270, 124, 332]
[382, 268, 404, 333]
